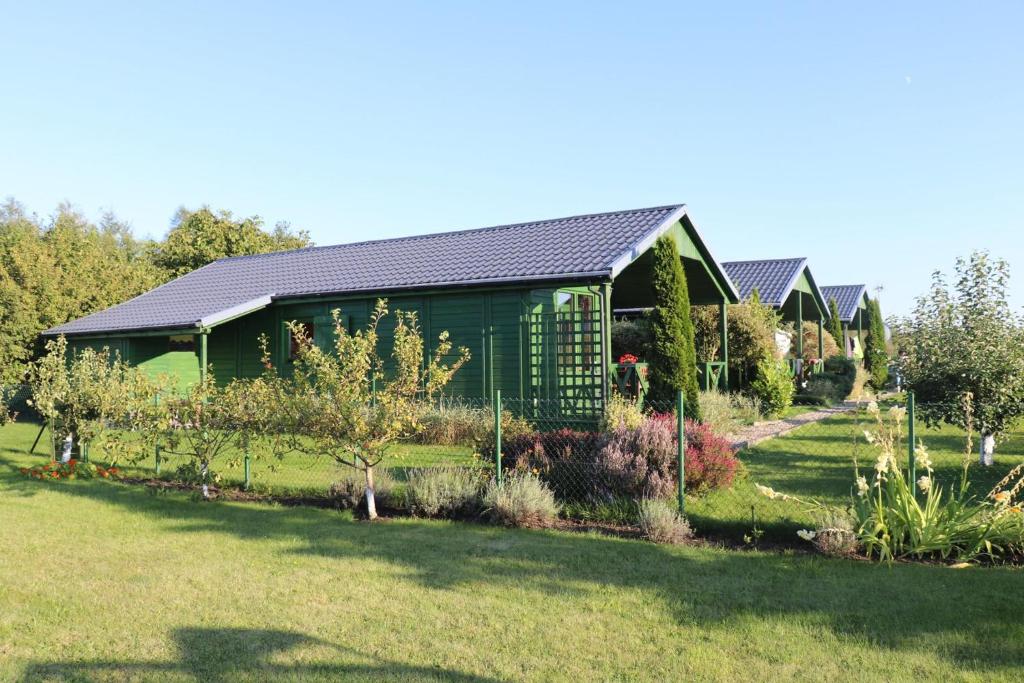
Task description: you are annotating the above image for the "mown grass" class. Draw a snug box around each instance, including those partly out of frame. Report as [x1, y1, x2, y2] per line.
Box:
[690, 407, 1024, 543]
[2, 423, 1024, 681]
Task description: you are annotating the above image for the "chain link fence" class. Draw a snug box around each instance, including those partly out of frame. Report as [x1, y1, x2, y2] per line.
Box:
[7, 388, 1022, 547]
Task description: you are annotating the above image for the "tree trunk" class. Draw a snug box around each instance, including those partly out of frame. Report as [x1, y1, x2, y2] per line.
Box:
[979, 433, 995, 467]
[364, 465, 378, 520]
[201, 458, 211, 498]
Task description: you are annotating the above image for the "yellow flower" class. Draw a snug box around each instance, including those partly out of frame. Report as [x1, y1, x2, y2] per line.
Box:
[866, 401, 880, 415]
[917, 475, 932, 494]
[994, 491, 1011, 504]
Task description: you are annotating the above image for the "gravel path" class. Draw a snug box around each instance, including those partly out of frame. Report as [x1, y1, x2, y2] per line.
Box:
[729, 402, 860, 451]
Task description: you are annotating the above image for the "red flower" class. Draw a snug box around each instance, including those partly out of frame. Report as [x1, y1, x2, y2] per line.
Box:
[618, 353, 639, 365]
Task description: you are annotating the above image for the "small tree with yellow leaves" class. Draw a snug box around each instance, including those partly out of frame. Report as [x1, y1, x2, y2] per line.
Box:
[285, 299, 470, 518]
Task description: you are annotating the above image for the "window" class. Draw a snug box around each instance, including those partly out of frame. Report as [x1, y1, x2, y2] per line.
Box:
[289, 322, 315, 361]
[168, 335, 195, 352]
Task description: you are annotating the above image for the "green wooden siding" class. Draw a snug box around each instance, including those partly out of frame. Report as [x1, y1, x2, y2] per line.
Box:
[59, 282, 610, 403]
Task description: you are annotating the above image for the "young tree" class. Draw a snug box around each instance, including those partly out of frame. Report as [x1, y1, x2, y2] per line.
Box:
[647, 234, 700, 419]
[864, 298, 889, 389]
[29, 336, 165, 462]
[896, 252, 1024, 465]
[156, 371, 290, 498]
[827, 298, 845, 351]
[286, 300, 470, 518]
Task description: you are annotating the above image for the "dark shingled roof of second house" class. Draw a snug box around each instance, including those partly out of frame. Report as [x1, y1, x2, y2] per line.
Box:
[47, 203, 735, 337]
[720, 258, 810, 306]
[820, 285, 868, 322]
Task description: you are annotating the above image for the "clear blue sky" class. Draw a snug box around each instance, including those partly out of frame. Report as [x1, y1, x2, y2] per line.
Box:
[3, 2, 1022, 316]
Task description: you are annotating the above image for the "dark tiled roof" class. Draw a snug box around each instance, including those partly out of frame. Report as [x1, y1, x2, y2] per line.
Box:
[48, 204, 689, 336]
[721, 258, 807, 307]
[821, 285, 868, 322]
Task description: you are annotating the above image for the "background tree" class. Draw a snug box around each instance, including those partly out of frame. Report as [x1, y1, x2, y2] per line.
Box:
[0, 200, 163, 383]
[895, 251, 1024, 465]
[0, 198, 312, 384]
[152, 207, 311, 277]
[647, 234, 700, 419]
[801, 321, 841, 363]
[827, 298, 845, 350]
[864, 298, 889, 389]
[726, 291, 781, 377]
[286, 300, 470, 518]
[690, 305, 721, 365]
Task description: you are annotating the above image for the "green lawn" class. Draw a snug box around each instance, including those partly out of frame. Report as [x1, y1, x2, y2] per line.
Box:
[690, 407, 1024, 543]
[2, 424, 1024, 681]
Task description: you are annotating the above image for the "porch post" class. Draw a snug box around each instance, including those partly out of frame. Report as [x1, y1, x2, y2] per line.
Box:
[842, 322, 851, 357]
[718, 299, 729, 389]
[199, 331, 208, 384]
[795, 294, 803, 359]
[857, 308, 863, 348]
[817, 317, 824, 360]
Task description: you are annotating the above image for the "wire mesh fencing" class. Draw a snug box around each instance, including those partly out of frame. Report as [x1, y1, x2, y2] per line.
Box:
[8, 388, 1022, 547]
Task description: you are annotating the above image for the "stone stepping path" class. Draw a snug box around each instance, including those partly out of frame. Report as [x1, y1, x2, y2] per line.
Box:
[728, 402, 860, 451]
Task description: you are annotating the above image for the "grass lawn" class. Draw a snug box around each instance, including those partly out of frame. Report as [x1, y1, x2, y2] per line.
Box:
[690, 407, 1024, 543]
[1, 424, 1024, 681]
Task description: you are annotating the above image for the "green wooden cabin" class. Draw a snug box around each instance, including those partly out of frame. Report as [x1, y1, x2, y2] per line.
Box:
[45, 204, 738, 421]
[721, 258, 830, 376]
[820, 285, 870, 360]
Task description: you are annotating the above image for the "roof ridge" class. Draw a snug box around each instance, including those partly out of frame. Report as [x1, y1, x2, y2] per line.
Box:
[215, 203, 685, 265]
[722, 257, 807, 265]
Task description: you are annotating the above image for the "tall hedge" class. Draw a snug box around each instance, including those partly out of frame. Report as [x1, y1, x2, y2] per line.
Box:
[827, 298, 845, 351]
[647, 234, 701, 419]
[864, 297, 889, 389]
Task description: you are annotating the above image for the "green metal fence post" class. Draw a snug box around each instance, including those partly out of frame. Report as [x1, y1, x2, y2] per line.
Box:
[494, 389, 503, 488]
[677, 389, 685, 514]
[907, 391, 916, 487]
[155, 444, 162, 476]
[244, 449, 251, 490]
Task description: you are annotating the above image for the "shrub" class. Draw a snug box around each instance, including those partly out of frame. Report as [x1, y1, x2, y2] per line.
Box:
[330, 467, 398, 510]
[414, 401, 533, 448]
[849, 366, 872, 400]
[727, 292, 781, 376]
[637, 498, 693, 544]
[823, 355, 857, 396]
[647, 234, 700, 420]
[600, 392, 645, 432]
[597, 415, 678, 500]
[801, 375, 844, 406]
[598, 414, 738, 498]
[483, 471, 561, 527]
[749, 356, 794, 418]
[698, 389, 761, 435]
[611, 317, 652, 361]
[690, 305, 722, 363]
[809, 509, 859, 558]
[800, 321, 841, 363]
[404, 467, 482, 517]
[498, 429, 606, 502]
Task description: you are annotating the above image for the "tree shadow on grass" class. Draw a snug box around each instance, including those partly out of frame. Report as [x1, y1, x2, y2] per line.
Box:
[21, 627, 500, 682]
[6, 454, 1023, 676]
